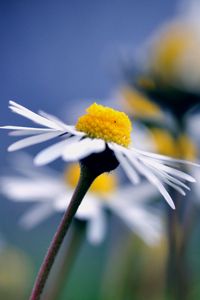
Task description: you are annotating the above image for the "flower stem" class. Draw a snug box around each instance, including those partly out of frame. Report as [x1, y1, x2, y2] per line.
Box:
[29, 164, 96, 300]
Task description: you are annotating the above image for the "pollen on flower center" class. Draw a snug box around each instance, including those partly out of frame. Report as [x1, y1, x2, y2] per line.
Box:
[75, 103, 132, 147]
[64, 164, 117, 195]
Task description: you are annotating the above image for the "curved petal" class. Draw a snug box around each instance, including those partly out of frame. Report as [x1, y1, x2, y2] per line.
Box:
[8, 101, 64, 130]
[133, 147, 200, 167]
[62, 138, 106, 161]
[86, 211, 107, 245]
[8, 132, 62, 152]
[34, 136, 81, 165]
[112, 204, 163, 246]
[108, 143, 140, 184]
[125, 152, 176, 209]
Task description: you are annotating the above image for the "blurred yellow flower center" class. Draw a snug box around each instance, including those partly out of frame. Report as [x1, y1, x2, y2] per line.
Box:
[178, 135, 197, 161]
[122, 88, 162, 119]
[150, 24, 195, 82]
[76, 103, 132, 147]
[151, 129, 197, 160]
[64, 164, 117, 195]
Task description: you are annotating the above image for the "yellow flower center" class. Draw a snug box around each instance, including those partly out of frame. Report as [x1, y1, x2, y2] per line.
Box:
[150, 23, 195, 83]
[75, 103, 132, 147]
[178, 135, 197, 161]
[64, 163, 117, 195]
[122, 88, 162, 119]
[151, 129, 197, 160]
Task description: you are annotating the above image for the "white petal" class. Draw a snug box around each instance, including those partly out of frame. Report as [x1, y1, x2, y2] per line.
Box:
[108, 143, 140, 184]
[62, 138, 106, 161]
[8, 131, 62, 152]
[38, 111, 84, 136]
[20, 203, 55, 229]
[125, 152, 176, 209]
[112, 182, 159, 204]
[1, 126, 56, 135]
[76, 195, 100, 219]
[34, 135, 81, 165]
[142, 157, 196, 182]
[145, 161, 191, 191]
[0, 177, 63, 201]
[86, 211, 107, 245]
[9, 128, 56, 136]
[9, 101, 64, 130]
[38, 110, 70, 129]
[112, 205, 163, 245]
[162, 179, 186, 196]
[133, 148, 200, 167]
[53, 192, 73, 211]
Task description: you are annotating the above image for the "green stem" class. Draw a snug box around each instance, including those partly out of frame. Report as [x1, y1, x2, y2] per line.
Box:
[29, 164, 96, 300]
[166, 190, 189, 300]
[43, 220, 86, 300]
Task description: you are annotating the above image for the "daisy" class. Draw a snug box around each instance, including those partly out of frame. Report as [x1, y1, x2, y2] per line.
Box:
[0, 155, 163, 246]
[1, 100, 199, 209]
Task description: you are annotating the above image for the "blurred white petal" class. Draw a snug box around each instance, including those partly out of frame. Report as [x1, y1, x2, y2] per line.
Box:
[20, 203, 55, 229]
[86, 210, 107, 245]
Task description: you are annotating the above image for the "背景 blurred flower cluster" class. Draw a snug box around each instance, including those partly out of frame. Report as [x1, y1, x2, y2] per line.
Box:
[1, 1, 200, 300]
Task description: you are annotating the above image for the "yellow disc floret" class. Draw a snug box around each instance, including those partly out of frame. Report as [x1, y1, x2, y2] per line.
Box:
[76, 103, 132, 147]
[64, 163, 117, 195]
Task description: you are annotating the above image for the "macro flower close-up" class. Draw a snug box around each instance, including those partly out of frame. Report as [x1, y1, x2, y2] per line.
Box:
[1, 1, 200, 300]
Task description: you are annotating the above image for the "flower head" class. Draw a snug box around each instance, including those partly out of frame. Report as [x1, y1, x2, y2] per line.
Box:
[76, 103, 132, 147]
[1, 101, 199, 209]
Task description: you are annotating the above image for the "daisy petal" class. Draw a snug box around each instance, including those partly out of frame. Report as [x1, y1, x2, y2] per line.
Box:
[126, 153, 175, 209]
[9, 101, 63, 130]
[108, 143, 140, 184]
[8, 131, 62, 152]
[142, 157, 196, 182]
[133, 148, 200, 167]
[113, 205, 163, 245]
[62, 138, 106, 161]
[9, 128, 56, 136]
[34, 135, 80, 165]
[38, 111, 84, 136]
[87, 211, 107, 245]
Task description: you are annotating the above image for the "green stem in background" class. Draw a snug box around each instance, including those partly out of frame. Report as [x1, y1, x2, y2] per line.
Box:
[100, 231, 137, 300]
[29, 164, 97, 300]
[166, 201, 179, 299]
[166, 189, 190, 300]
[43, 220, 86, 300]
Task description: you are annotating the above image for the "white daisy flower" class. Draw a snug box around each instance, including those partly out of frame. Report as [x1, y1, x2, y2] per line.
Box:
[0, 155, 163, 246]
[1, 101, 199, 209]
